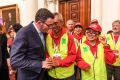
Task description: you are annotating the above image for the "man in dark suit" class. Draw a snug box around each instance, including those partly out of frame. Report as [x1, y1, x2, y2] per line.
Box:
[10, 8, 54, 80]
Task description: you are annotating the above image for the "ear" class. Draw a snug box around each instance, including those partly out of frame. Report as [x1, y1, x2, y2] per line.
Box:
[36, 20, 43, 25]
[37, 20, 42, 24]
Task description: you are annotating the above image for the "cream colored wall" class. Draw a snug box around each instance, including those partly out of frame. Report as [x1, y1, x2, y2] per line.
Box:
[38, 0, 58, 13]
[0, 0, 38, 26]
[0, 0, 120, 33]
[38, 0, 46, 8]
[91, 0, 120, 33]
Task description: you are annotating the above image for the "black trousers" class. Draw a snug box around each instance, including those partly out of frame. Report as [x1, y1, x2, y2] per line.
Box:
[48, 75, 75, 80]
[74, 66, 81, 80]
[106, 65, 120, 80]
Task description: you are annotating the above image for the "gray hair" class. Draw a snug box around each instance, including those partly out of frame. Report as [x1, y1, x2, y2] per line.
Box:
[112, 20, 120, 25]
[53, 12, 63, 22]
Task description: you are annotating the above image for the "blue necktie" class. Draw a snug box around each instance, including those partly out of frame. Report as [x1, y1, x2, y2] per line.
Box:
[39, 32, 45, 49]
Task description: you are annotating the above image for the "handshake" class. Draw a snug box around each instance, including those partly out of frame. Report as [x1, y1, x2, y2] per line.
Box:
[42, 55, 61, 69]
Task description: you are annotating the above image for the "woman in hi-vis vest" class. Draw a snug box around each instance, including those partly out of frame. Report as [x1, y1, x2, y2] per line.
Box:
[76, 22, 117, 80]
[72, 22, 86, 80]
[73, 22, 86, 50]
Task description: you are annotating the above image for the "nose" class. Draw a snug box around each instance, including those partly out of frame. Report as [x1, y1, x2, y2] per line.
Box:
[48, 24, 54, 29]
[52, 24, 57, 28]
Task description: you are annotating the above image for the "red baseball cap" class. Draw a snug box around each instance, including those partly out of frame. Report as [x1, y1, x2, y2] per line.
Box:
[90, 19, 98, 24]
[87, 23, 102, 32]
[74, 22, 82, 28]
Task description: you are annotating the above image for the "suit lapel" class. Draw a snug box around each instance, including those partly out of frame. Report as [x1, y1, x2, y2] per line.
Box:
[29, 22, 46, 53]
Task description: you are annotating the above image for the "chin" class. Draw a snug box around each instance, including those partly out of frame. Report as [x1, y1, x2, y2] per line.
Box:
[87, 37, 96, 41]
[89, 39, 95, 41]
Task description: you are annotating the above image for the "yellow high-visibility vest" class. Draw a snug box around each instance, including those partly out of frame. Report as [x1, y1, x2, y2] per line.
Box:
[46, 33, 74, 79]
[106, 33, 120, 66]
[80, 43, 107, 80]
[74, 35, 86, 51]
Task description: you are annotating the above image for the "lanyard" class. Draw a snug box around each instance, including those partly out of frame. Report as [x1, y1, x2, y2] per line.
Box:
[112, 33, 120, 49]
[52, 40, 60, 54]
[76, 39, 82, 47]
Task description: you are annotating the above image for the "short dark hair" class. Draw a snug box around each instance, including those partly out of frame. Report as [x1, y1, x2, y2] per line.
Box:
[35, 8, 54, 22]
[13, 23, 23, 33]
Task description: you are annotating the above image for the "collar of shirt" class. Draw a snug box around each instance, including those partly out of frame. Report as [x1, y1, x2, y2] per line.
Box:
[49, 27, 67, 45]
[73, 33, 83, 41]
[84, 40, 100, 57]
[14, 35, 16, 39]
[33, 22, 41, 34]
[85, 40, 100, 48]
[110, 33, 120, 44]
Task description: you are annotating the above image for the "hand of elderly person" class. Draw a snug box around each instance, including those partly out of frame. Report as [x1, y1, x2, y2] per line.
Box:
[99, 36, 108, 46]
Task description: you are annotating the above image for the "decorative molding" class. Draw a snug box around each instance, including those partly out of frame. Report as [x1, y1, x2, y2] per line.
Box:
[47, 0, 56, 3]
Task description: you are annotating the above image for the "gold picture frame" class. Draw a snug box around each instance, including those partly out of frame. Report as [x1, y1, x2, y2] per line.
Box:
[0, 4, 19, 31]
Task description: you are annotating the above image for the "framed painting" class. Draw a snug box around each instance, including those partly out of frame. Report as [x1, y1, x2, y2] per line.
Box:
[0, 4, 19, 31]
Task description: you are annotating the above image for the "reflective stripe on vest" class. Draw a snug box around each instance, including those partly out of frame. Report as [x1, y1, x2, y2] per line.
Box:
[46, 33, 74, 79]
[80, 43, 107, 80]
[106, 33, 120, 66]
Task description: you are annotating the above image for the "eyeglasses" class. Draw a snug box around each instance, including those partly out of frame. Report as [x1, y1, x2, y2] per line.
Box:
[54, 22, 59, 25]
[43, 22, 53, 28]
[86, 30, 99, 36]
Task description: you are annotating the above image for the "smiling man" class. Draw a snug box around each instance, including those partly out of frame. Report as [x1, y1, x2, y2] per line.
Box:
[46, 13, 76, 80]
[106, 20, 120, 80]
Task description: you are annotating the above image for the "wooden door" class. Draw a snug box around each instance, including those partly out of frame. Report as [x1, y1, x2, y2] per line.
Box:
[59, 0, 91, 30]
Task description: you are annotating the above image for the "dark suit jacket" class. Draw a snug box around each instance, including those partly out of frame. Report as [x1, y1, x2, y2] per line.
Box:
[10, 22, 48, 80]
[0, 34, 10, 80]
